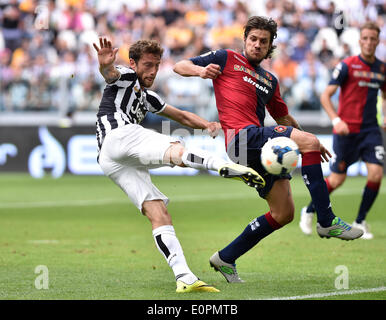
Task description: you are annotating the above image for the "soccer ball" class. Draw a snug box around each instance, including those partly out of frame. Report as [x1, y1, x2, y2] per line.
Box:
[261, 137, 300, 175]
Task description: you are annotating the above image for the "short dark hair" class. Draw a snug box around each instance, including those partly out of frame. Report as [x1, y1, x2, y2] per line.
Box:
[243, 16, 277, 59]
[360, 22, 380, 37]
[129, 39, 164, 63]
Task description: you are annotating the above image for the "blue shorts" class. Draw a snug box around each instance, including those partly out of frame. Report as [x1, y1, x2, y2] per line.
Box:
[330, 127, 385, 173]
[227, 125, 294, 199]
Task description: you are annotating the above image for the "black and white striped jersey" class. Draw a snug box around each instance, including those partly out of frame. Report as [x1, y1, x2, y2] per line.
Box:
[96, 65, 166, 152]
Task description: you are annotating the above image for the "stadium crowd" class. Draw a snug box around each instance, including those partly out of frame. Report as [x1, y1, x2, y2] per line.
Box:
[0, 0, 385, 121]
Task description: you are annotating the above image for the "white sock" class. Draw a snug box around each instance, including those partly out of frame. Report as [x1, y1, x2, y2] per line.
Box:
[152, 225, 198, 284]
[181, 148, 226, 171]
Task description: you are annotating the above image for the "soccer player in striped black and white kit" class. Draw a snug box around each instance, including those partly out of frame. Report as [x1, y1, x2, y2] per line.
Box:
[93, 38, 263, 293]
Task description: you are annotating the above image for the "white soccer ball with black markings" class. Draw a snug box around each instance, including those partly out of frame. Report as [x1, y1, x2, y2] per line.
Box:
[261, 137, 300, 175]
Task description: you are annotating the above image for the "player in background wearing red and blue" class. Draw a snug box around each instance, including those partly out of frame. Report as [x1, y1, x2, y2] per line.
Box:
[174, 16, 363, 283]
[300, 22, 386, 240]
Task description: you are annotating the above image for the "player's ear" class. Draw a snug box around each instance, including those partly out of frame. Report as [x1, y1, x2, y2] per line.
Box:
[129, 58, 137, 71]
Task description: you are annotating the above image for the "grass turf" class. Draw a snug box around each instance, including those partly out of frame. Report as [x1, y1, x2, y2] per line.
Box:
[0, 173, 385, 300]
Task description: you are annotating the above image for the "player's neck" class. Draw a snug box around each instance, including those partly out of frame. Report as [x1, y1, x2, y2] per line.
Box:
[242, 51, 261, 68]
[359, 53, 376, 64]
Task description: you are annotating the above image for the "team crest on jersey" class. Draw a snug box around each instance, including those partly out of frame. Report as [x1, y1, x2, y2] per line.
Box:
[338, 160, 347, 172]
[274, 125, 287, 133]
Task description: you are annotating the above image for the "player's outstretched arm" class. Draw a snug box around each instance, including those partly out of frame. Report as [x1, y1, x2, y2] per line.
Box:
[159, 105, 221, 138]
[173, 60, 221, 79]
[93, 37, 120, 83]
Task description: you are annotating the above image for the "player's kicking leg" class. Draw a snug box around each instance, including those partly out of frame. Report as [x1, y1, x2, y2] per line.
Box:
[218, 163, 265, 189]
[144, 200, 219, 293]
[165, 142, 265, 189]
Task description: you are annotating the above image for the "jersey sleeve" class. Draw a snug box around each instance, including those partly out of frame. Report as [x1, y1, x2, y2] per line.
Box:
[329, 61, 349, 86]
[266, 80, 289, 119]
[146, 90, 167, 113]
[108, 65, 137, 87]
[189, 49, 228, 71]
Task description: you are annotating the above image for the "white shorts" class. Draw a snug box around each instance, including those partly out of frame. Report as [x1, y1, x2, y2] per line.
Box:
[98, 124, 179, 211]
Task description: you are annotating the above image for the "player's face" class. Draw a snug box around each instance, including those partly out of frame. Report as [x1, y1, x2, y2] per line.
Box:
[130, 53, 161, 88]
[244, 29, 272, 65]
[359, 28, 379, 59]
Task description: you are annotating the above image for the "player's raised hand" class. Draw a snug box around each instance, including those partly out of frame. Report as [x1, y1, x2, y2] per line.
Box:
[199, 64, 222, 79]
[93, 37, 119, 68]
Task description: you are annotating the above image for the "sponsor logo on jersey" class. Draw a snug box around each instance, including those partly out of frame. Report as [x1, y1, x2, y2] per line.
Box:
[358, 81, 380, 89]
[264, 71, 273, 81]
[242, 76, 269, 94]
[236, 64, 272, 88]
[353, 70, 385, 81]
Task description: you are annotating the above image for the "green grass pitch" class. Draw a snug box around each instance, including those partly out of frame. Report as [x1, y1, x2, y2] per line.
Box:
[0, 173, 385, 300]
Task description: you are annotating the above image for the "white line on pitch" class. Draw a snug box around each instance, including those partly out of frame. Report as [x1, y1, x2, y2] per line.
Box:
[264, 286, 386, 300]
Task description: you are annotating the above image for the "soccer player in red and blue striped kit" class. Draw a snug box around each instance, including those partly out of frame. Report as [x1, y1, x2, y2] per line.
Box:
[300, 22, 386, 240]
[174, 16, 363, 283]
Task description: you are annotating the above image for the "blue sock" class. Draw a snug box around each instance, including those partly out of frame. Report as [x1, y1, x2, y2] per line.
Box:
[306, 201, 315, 213]
[306, 178, 335, 213]
[219, 212, 281, 264]
[356, 181, 380, 223]
[301, 152, 335, 227]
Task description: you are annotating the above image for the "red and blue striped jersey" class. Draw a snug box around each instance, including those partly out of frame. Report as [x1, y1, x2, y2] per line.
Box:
[190, 49, 289, 146]
[330, 55, 386, 133]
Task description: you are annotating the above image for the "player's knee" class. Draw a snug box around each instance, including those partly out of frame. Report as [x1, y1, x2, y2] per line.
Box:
[284, 206, 295, 225]
[296, 132, 320, 153]
[142, 201, 172, 227]
[271, 205, 294, 226]
[328, 175, 346, 189]
[165, 142, 186, 167]
[367, 167, 383, 183]
[304, 133, 320, 153]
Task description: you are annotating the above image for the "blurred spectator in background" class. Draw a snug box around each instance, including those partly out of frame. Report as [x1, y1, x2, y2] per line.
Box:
[292, 51, 329, 111]
[1, 1, 23, 52]
[318, 38, 334, 65]
[272, 44, 298, 104]
[289, 32, 310, 62]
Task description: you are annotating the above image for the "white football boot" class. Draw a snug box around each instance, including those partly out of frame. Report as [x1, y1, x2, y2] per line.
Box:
[299, 206, 314, 235]
[352, 221, 374, 240]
